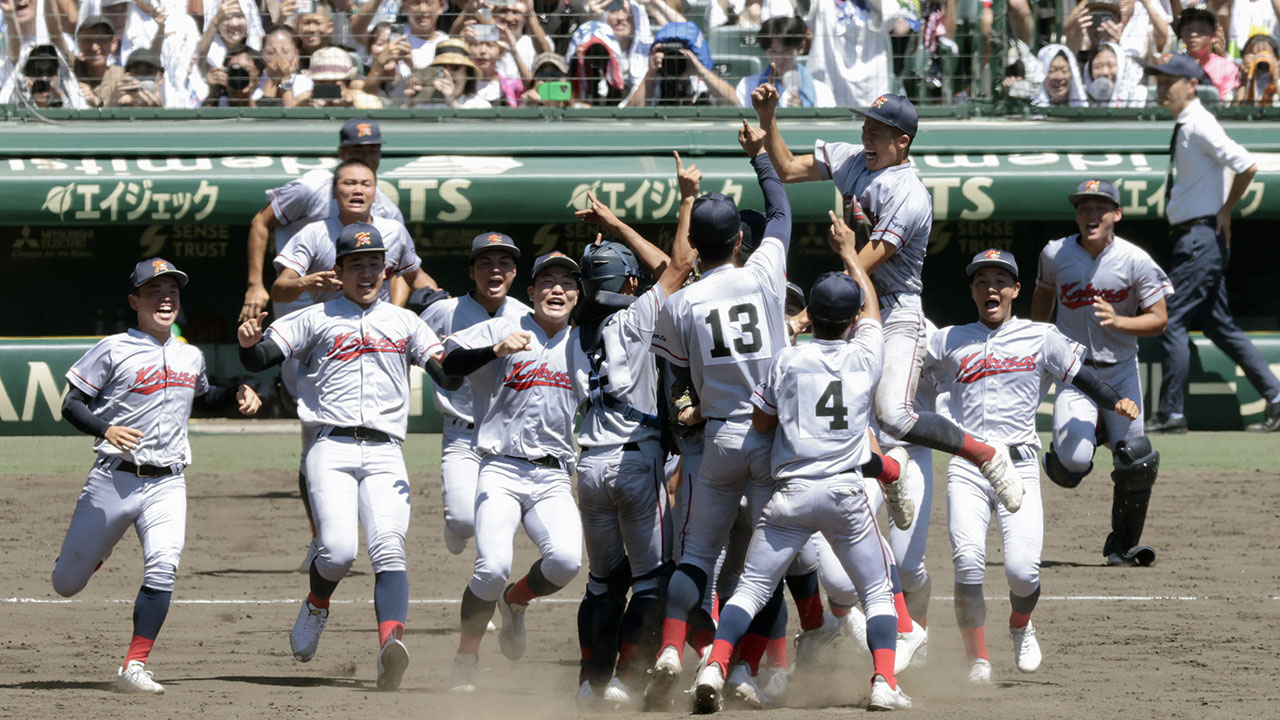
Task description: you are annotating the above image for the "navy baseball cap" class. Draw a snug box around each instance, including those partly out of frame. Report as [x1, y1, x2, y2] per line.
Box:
[131, 257, 189, 288]
[738, 209, 767, 261]
[339, 118, 382, 146]
[1069, 178, 1121, 207]
[807, 272, 864, 323]
[785, 281, 805, 310]
[856, 94, 918, 139]
[1144, 53, 1211, 82]
[334, 222, 385, 260]
[690, 193, 742, 249]
[470, 231, 520, 261]
[531, 250, 580, 280]
[966, 248, 1019, 279]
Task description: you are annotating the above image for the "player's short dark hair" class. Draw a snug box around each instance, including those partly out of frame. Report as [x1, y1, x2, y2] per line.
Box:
[334, 157, 376, 181]
[757, 16, 807, 50]
[810, 316, 853, 340]
[692, 233, 738, 266]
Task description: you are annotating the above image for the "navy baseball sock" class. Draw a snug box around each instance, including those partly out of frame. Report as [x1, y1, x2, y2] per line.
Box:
[739, 583, 786, 674]
[124, 586, 171, 666]
[900, 412, 969, 457]
[459, 586, 497, 654]
[904, 575, 932, 628]
[659, 564, 706, 652]
[1010, 585, 1040, 628]
[374, 570, 409, 646]
[307, 559, 339, 608]
[766, 599, 789, 670]
[578, 589, 603, 685]
[785, 570, 824, 631]
[507, 559, 561, 605]
[705, 603, 753, 672]
[866, 613, 899, 686]
[954, 582, 988, 660]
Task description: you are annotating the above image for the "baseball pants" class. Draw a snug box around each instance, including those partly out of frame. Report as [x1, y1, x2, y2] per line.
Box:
[578, 440, 671, 583]
[1053, 357, 1145, 473]
[947, 456, 1043, 597]
[874, 298, 930, 439]
[679, 417, 773, 576]
[306, 435, 412, 582]
[440, 419, 482, 541]
[469, 456, 582, 602]
[52, 458, 186, 596]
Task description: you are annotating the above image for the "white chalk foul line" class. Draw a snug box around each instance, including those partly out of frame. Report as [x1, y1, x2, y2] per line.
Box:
[5, 595, 1277, 605]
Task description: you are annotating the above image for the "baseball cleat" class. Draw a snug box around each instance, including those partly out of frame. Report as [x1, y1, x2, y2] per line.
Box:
[642, 645, 682, 711]
[759, 665, 788, 705]
[980, 441, 1023, 513]
[496, 584, 527, 661]
[880, 448, 915, 530]
[115, 661, 164, 695]
[1105, 552, 1126, 567]
[1011, 622, 1042, 673]
[299, 537, 319, 573]
[576, 680, 599, 708]
[692, 662, 725, 714]
[376, 636, 410, 691]
[450, 652, 479, 693]
[867, 674, 912, 711]
[486, 620, 497, 633]
[893, 621, 927, 675]
[908, 633, 928, 668]
[795, 611, 841, 667]
[443, 524, 468, 555]
[967, 658, 992, 685]
[837, 606, 869, 650]
[727, 662, 769, 709]
[290, 599, 329, 662]
[602, 676, 637, 710]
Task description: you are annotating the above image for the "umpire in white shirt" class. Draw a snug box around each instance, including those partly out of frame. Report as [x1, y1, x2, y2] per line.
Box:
[1145, 53, 1280, 434]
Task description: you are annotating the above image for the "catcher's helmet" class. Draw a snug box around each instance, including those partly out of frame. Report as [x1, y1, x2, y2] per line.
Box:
[579, 241, 640, 297]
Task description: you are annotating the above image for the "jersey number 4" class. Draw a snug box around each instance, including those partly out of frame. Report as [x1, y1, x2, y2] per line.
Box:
[797, 371, 869, 439]
[815, 380, 849, 430]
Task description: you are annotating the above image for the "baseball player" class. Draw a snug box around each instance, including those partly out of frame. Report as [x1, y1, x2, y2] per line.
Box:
[441, 252, 586, 693]
[238, 226, 456, 692]
[1032, 179, 1172, 566]
[55, 258, 261, 694]
[692, 266, 913, 713]
[419, 232, 532, 555]
[927, 249, 1139, 684]
[645, 121, 795, 710]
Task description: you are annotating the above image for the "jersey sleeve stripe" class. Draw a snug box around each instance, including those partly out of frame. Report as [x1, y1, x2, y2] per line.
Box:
[67, 369, 100, 392]
[276, 255, 308, 274]
[1139, 283, 1173, 306]
[651, 342, 688, 363]
[268, 189, 291, 224]
[751, 390, 776, 409]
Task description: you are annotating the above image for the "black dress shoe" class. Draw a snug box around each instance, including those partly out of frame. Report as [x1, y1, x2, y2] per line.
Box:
[1147, 414, 1188, 434]
[1246, 401, 1280, 432]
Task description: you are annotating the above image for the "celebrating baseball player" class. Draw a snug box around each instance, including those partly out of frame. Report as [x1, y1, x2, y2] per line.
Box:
[1032, 179, 1172, 567]
[441, 251, 586, 693]
[55, 258, 261, 694]
[928, 249, 1140, 684]
[419, 232, 531, 556]
[238, 225, 457, 692]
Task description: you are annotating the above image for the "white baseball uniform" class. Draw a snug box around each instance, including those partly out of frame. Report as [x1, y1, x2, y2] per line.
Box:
[923, 317, 1086, 595]
[275, 214, 422, 306]
[1037, 235, 1174, 471]
[53, 330, 210, 597]
[264, 296, 443, 580]
[445, 315, 587, 602]
[420, 293, 532, 544]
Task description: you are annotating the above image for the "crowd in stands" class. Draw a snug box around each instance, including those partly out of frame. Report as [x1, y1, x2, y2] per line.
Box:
[1, 0, 1276, 110]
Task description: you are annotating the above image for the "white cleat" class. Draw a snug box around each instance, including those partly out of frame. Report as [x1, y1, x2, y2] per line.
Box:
[1011, 621, 1042, 673]
[290, 599, 328, 662]
[759, 665, 788, 706]
[486, 620, 497, 633]
[298, 537, 319, 572]
[867, 674, 912, 711]
[967, 658, 992, 685]
[893, 621, 927, 675]
[115, 661, 164, 695]
[727, 662, 769, 709]
[643, 645, 682, 711]
[837, 607, 869, 650]
[376, 637, 410, 691]
[692, 662, 725, 715]
[880, 447, 916, 530]
[908, 634, 928, 669]
[450, 652, 479, 693]
[980, 442, 1023, 512]
[795, 611, 841, 667]
[602, 676, 637, 710]
[576, 680, 600, 708]
[496, 585, 527, 661]
[444, 523, 468, 555]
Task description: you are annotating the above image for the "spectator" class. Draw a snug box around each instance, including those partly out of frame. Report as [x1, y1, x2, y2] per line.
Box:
[624, 20, 736, 106]
[1235, 31, 1279, 104]
[405, 37, 491, 106]
[566, 19, 630, 104]
[1227, 0, 1278, 55]
[592, 0, 653, 90]
[295, 0, 339, 66]
[735, 15, 836, 108]
[260, 25, 312, 105]
[518, 50, 571, 105]
[464, 23, 523, 106]
[1084, 40, 1149, 105]
[1065, 0, 1173, 65]
[298, 43, 383, 106]
[203, 0, 265, 53]
[531, 0, 583, 55]
[9, 44, 88, 108]
[99, 0, 165, 66]
[202, 43, 263, 107]
[707, 0, 794, 30]
[804, 0, 898, 108]
[357, 21, 412, 102]
[108, 46, 164, 106]
[1176, 3, 1238, 99]
[198, 0, 253, 80]
[1032, 43, 1087, 106]
[1, 0, 39, 58]
[490, 0, 554, 84]
[67, 16, 125, 108]
[352, 0, 447, 72]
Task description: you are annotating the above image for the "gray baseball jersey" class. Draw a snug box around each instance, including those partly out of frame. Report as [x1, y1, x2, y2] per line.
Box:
[752, 320, 883, 480]
[65, 329, 210, 468]
[576, 283, 668, 448]
[813, 140, 932, 299]
[1035, 235, 1173, 364]
[923, 317, 1085, 450]
[651, 236, 788, 420]
[274, 214, 421, 305]
[445, 315, 586, 467]
[264, 296, 443, 441]
[420, 293, 532, 426]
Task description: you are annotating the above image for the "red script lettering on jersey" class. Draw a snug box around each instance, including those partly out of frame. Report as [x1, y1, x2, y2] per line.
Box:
[130, 365, 199, 395]
[325, 332, 410, 361]
[503, 360, 573, 392]
[954, 351, 1038, 384]
[1059, 282, 1130, 310]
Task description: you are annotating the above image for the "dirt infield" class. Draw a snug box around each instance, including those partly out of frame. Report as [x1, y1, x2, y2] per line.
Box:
[1, 434, 1277, 719]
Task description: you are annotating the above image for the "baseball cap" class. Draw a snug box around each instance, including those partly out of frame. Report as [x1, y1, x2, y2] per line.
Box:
[531, 51, 569, 77]
[334, 222, 385, 261]
[1069, 178, 1121, 207]
[130, 257, 189, 288]
[807, 272, 863, 323]
[690, 193, 742, 249]
[965, 248, 1019, 279]
[125, 48, 162, 75]
[1084, 0, 1121, 18]
[310, 46, 357, 82]
[785, 281, 805, 310]
[470, 231, 520, 261]
[77, 15, 115, 37]
[737, 209, 767, 262]
[531, 250, 580, 280]
[856, 94, 918, 139]
[1174, 3, 1217, 35]
[1144, 53, 1211, 82]
[339, 118, 382, 147]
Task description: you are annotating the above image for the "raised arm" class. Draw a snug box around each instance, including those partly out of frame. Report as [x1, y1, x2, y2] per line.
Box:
[828, 210, 880, 324]
[742, 120, 793, 253]
[751, 70, 823, 182]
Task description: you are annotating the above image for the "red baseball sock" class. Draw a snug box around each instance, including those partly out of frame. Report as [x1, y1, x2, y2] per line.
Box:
[878, 454, 902, 483]
[1010, 610, 1032, 629]
[830, 602, 851, 618]
[738, 633, 768, 675]
[505, 577, 536, 606]
[766, 636, 788, 669]
[378, 620, 404, 647]
[708, 639, 734, 675]
[871, 650, 897, 689]
[124, 635, 154, 666]
[661, 618, 688, 656]
[306, 592, 330, 610]
[959, 434, 995, 466]
[960, 626, 988, 661]
[690, 629, 715, 657]
[893, 593, 913, 634]
[795, 593, 825, 631]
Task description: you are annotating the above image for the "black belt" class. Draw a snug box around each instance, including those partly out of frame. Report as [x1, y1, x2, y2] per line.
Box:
[113, 460, 177, 478]
[329, 426, 392, 443]
[449, 418, 475, 430]
[1169, 216, 1214, 237]
[1007, 444, 1038, 462]
[504, 454, 564, 469]
[1083, 358, 1117, 369]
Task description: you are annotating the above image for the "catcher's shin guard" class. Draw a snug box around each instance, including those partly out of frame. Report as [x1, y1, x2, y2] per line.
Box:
[1105, 437, 1159, 564]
